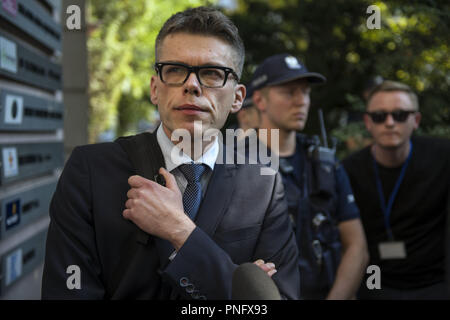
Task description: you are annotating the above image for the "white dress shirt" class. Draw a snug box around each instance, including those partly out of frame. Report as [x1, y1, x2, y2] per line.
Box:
[156, 124, 219, 197]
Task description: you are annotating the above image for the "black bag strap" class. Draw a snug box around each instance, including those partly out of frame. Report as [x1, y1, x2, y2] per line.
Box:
[115, 131, 166, 180]
[107, 131, 166, 298]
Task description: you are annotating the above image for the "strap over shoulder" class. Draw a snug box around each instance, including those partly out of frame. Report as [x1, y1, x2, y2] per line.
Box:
[108, 131, 166, 297]
[115, 131, 166, 181]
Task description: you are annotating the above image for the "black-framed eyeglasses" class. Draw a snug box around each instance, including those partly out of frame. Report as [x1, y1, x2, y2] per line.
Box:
[154, 62, 239, 88]
[365, 110, 416, 124]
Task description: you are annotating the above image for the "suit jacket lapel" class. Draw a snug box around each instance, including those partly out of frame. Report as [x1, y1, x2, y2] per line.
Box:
[131, 136, 237, 266]
[194, 162, 238, 237]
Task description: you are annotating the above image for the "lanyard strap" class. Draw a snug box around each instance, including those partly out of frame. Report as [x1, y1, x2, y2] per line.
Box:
[372, 140, 413, 240]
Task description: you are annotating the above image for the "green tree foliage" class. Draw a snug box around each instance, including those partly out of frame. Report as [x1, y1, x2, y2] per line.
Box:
[228, 0, 449, 157]
[87, 0, 210, 142]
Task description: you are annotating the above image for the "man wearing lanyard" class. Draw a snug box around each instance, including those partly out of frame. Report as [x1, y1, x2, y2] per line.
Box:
[343, 80, 450, 299]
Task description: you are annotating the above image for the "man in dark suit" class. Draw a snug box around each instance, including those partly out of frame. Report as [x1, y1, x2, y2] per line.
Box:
[41, 7, 300, 300]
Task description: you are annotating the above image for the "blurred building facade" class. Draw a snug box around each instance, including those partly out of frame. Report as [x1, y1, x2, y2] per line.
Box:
[0, 0, 88, 299]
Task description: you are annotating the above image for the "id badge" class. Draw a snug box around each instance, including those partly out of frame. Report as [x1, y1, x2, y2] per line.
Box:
[378, 241, 407, 259]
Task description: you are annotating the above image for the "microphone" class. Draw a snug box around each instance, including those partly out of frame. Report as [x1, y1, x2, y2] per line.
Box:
[231, 262, 281, 300]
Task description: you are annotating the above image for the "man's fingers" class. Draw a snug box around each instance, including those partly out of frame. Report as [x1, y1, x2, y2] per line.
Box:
[129, 170, 178, 194]
[127, 188, 139, 199]
[125, 198, 135, 209]
[266, 262, 275, 270]
[258, 264, 271, 272]
[267, 269, 277, 277]
[261, 264, 277, 277]
[254, 259, 265, 266]
[128, 175, 149, 188]
[253, 260, 277, 277]
[159, 167, 178, 191]
[123, 208, 132, 219]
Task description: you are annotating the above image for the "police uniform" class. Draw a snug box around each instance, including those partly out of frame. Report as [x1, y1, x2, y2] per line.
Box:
[280, 134, 359, 299]
[247, 53, 361, 299]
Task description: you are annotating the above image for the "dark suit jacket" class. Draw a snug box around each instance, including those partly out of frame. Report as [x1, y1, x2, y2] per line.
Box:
[41, 136, 300, 299]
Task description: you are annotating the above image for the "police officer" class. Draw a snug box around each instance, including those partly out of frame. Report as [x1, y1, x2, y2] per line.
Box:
[249, 53, 369, 299]
[235, 85, 260, 140]
[238, 90, 260, 130]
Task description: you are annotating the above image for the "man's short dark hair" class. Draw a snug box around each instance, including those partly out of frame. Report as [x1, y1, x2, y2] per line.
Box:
[367, 80, 419, 111]
[155, 6, 245, 78]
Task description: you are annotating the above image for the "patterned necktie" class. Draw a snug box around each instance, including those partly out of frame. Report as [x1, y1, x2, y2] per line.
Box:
[178, 163, 207, 220]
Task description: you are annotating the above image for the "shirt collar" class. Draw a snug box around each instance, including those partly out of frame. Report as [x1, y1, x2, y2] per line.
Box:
[156, 124, 218, 172]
